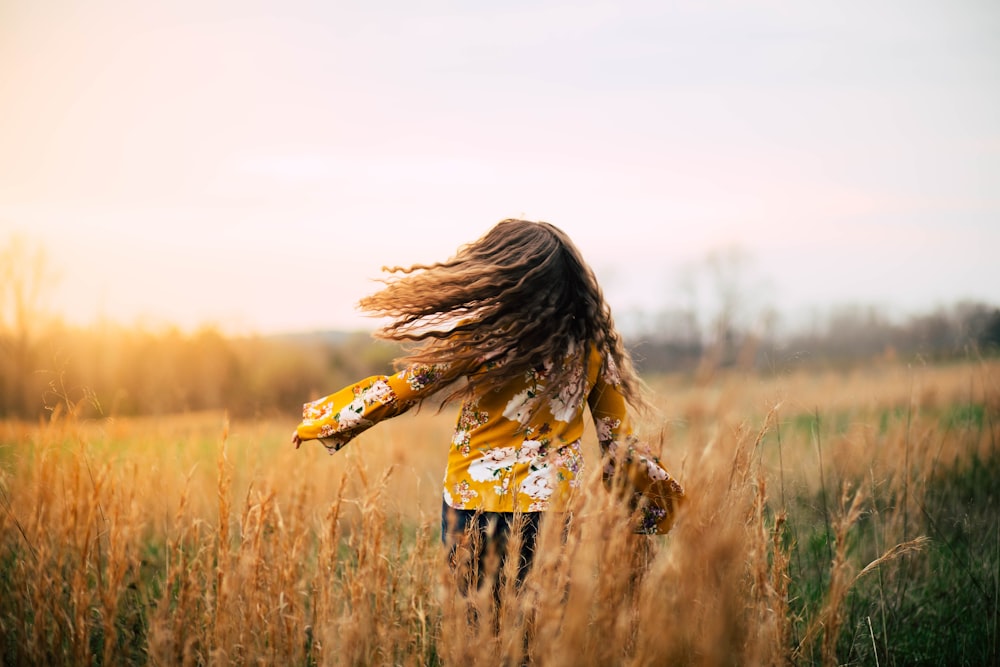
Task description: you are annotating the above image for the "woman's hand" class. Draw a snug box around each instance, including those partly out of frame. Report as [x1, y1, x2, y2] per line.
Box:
[291, 431, 303, 449]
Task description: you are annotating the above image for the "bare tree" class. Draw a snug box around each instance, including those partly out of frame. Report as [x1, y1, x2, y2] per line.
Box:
[0, 234, 57, 415]
[690, 244, 772, 377]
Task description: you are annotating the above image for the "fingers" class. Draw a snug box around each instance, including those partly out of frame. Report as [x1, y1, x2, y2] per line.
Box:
[292, 431, 303, 449]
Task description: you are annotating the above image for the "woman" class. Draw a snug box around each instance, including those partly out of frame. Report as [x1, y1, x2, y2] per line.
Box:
[292, 219, 683, 588]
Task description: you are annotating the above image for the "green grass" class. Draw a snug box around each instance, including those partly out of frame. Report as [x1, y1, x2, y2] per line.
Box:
[779, 438, 999, 665]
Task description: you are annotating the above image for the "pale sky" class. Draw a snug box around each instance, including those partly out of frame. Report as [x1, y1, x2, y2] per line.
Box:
[1, 0, 998, 336]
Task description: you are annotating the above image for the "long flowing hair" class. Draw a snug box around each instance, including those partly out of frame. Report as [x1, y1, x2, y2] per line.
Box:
[359, 219, 649, 413]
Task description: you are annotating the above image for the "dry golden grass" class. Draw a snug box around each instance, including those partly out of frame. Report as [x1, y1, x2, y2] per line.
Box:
[1, 358, 997, 665]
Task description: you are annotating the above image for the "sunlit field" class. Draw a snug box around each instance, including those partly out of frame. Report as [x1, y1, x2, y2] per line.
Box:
[2, 359, 997, 665]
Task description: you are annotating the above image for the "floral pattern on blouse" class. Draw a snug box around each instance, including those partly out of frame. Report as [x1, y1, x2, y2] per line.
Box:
[296, 346, 682, 523]
[452, 400, 489, 456]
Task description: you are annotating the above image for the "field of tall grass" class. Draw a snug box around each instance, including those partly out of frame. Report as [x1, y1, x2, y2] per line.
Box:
[1, 358, 997, 665]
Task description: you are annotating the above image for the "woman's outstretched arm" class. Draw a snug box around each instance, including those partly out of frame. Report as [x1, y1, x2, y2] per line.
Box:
[293, 363, 454, 452]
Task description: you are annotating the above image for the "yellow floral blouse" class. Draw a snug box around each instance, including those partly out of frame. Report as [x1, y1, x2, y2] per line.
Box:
[296, 345, 684, 531]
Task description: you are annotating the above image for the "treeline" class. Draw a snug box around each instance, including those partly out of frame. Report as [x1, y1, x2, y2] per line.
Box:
[1, 300, 998, 419]
[630, 300, 1000, 375]
[0, 324, 401, 420]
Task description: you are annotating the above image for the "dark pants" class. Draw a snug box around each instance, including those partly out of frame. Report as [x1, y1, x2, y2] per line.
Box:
[441, 502, 542, 593]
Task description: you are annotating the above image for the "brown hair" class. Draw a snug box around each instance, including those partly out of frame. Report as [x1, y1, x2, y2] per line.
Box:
[359, 219, 648, 413]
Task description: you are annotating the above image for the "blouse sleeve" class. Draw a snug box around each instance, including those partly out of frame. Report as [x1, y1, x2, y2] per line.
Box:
[587, 357, 634, 454]
[587, 356, 685, 535]
[295, 363, 453, 452]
